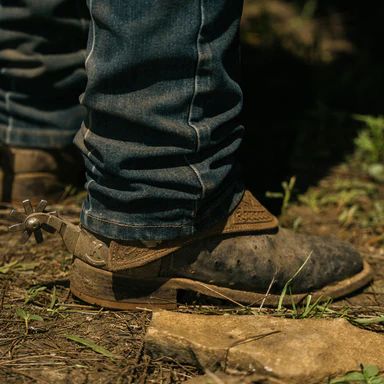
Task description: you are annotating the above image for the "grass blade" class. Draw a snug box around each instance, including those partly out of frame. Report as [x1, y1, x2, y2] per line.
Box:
[0, 260, 19, 274]
[353, 316, 384, 325]
[0, 260, 39, 274]
[49, 286, 57, 310]
[65, 334, 118, 359]
[277, 250, 313, 310]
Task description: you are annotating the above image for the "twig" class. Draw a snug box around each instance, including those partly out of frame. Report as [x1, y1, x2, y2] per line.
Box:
[224, 331, 281, 372]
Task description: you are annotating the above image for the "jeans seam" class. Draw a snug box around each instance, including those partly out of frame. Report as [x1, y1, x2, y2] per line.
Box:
[84, 212, 192, 229]
[84, 179, 95, 217]
[85, 0, 96, 68]
[83, 119, 97, 176]
[83, 124, 95, 157]
[186, 0, 207, 204]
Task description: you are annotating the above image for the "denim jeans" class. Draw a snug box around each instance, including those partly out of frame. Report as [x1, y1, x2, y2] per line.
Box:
[2, 0, 245, 241]
[0, 0, 88, 148]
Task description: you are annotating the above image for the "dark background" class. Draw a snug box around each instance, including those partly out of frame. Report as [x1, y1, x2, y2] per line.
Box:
[239, 0, 384, 210]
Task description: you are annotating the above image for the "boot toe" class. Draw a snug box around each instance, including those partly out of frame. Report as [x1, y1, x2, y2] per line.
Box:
[168, 227, 366, 296]
[290, 233, 364, 293]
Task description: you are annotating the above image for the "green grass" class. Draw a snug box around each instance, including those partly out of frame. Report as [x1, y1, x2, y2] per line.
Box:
[266, 176, 297, 215]
[15, 308, 44, 335]
[330, 364, 384, 384]
[24, 286, 47, 304]
[354, 115, 384, 164]
[354, 115, 384, 183]
[65, 334, 119, 360]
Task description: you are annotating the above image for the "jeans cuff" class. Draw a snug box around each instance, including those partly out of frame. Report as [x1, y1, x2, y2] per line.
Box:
[80, 184, 245, 242]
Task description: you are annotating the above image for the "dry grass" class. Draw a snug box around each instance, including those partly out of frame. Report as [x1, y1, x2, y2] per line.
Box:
[1, 159, 384, 383]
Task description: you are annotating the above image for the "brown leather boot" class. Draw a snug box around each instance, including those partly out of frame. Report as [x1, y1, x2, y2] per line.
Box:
[9, 191, 372, 309]
[0, 146, 83, 203]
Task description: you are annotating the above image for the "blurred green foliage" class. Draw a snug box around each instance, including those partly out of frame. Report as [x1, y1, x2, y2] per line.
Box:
[354, 115, 384, 182]
[240, 0, 384, 198]
[354, 115, 384, 164]
[242, 0, 351, 63]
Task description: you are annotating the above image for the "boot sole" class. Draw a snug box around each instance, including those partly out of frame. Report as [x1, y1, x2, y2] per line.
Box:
[70, 258, 373, 310]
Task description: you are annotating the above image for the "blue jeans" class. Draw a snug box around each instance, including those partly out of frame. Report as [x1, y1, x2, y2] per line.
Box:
[1, 0, 245, 241]
[0, 0, 88, 148]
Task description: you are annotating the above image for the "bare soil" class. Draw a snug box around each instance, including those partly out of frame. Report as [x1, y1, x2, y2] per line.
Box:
[0, 162, 383, 383]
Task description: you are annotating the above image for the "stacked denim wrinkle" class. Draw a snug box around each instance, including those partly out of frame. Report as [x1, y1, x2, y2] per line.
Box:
[1, 0, 246, 241]
[0, 0, 88, 148]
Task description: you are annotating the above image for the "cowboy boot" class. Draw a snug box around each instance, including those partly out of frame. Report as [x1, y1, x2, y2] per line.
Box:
[0, 146, 83, 203]
[9, 191, 372, 309]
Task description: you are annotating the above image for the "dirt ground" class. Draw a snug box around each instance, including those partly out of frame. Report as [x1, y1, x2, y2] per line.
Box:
[0, 161, 383, 384]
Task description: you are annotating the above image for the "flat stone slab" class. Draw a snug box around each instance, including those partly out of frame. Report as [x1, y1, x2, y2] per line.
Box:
[185, 371, 287, 384]
[145, 312, 384, 384]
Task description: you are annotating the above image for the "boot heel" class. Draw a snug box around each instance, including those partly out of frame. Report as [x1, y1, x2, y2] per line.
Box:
[70, 258, 177, 310]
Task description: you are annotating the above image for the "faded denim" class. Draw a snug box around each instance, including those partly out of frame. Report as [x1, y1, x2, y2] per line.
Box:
[75, 0, 245, 241]
[1, 0, 246, 241]
[0, 0, 88, 148]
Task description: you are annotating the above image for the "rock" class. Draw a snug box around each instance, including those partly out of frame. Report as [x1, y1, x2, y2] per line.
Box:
[145, 312, 384, 384]
[185, 371, 287, 384]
